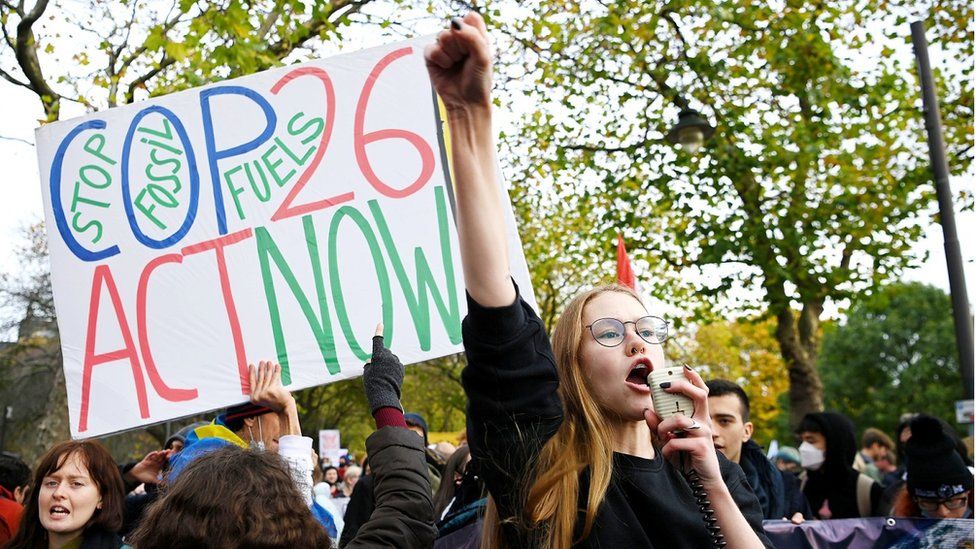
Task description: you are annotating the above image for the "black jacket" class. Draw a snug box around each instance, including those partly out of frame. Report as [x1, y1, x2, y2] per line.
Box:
[801, 412, 882, 518]
[739, 439, 812, 520]
[461, 288, 772, 548]
[340, 426, 436, 548]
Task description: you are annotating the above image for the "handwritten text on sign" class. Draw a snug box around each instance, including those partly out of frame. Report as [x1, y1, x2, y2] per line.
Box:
[36, 37, 535, 439]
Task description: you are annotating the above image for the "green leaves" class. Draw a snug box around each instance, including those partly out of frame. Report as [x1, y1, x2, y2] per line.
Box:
[819, 282, 964, 437]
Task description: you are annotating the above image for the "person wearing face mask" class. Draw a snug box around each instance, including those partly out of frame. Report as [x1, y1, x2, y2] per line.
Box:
[797, 412, 882, 519]
[891, 414, 974, 519]
[165, 361, 339, 537]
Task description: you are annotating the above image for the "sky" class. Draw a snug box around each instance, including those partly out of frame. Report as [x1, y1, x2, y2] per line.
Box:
[0, 5, 973, 321]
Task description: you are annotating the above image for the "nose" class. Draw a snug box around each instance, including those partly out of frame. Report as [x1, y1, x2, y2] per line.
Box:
[51, 483, 67, 499]
[624, 327, 645, 356]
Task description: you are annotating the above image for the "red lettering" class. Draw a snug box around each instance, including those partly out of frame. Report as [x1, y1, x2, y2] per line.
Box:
[270, 67, 353, 221]
[354, 47, 435, 199]
[136, 253, 199, 402]
[79, 265, 150, 433]
[182, 228, 254, 394]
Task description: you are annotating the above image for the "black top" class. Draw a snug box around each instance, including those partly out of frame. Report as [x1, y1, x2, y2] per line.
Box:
[461, 286, 772, 548]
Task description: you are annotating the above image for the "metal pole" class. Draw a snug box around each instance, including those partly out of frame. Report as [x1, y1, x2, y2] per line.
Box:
[911, 20, 974, 399]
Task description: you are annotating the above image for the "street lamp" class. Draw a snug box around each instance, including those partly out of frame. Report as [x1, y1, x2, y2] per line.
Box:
[665, 108, 715, 154]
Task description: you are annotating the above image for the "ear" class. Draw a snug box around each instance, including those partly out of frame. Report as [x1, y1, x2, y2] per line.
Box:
[14, 485, 27, 505]
[243, 417, 256, 429]
[743, 421, 754, 442]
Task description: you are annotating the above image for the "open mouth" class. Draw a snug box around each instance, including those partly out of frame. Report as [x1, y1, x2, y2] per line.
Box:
[50, 505, 70, 516]
[625, 359, 652, 387]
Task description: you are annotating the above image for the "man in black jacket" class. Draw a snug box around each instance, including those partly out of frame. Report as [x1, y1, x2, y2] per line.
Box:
[706, 379, 811, 522]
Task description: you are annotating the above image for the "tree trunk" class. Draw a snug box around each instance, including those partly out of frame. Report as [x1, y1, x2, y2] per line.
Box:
[775, 303, 825, 427]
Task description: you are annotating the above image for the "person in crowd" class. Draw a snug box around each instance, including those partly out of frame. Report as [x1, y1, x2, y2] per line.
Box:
[425, 12, 771, 548]
[433, 446, 488, 542]
[128, 446, 331, 549]
[0, 452, 30, 543]
[797, 411, 882, 519]
[891, 414, 974, 519]
[773, 447, 802, 476]
[132, 326, 434, 548]
[706, 380, 811, 522]
[340, 466, 362, 498]
[314, 465, 341, 499]
[164, 362, 340, 537]
[341, 411, 445, 545]
[6, 441, 125, 549]
[404, 412, 446, 494]
[434, 441, 457, 462]
[433, 445, 473, 520]
[875, 449, 898, 480]
[854, 428, 894, 483]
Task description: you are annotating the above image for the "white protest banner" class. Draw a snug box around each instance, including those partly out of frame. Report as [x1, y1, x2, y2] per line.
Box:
[35, 36, 536, 439]
[319, 428, 341, 456]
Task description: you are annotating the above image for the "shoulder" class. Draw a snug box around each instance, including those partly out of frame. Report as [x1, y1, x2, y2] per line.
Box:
[80, 527, 123, 549]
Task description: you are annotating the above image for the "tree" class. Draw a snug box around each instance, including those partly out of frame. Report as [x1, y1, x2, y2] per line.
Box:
[679, 317, 790, 445]
[819, 282, 963, 437]
[0, 0, 443, 122]
[498, 0, 974, 425]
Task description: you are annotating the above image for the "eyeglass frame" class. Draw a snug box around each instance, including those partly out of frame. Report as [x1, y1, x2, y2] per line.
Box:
[585, 316, 669, 347]
[914, 494, 970, 511]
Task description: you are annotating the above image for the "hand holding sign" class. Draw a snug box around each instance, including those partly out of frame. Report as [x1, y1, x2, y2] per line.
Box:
[363, 323, 405, 414]
[248, 360, 301, 437]
[248, 361, 293, 413]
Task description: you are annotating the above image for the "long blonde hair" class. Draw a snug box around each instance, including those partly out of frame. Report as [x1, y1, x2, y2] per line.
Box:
[481, 285, 644, 548]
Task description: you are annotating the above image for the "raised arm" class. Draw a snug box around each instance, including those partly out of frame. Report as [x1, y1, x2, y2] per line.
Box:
[425, 12, 515, 307]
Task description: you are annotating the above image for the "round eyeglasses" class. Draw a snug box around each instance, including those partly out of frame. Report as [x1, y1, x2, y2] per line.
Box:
[586, 316, 669, 347]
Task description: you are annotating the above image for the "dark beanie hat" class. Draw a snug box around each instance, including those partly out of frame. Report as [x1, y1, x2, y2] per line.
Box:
[164, 421, 209, 450]
[905, 414, 974, 499]
[404, 412, 429, 446]
[221, 403, 274, 432]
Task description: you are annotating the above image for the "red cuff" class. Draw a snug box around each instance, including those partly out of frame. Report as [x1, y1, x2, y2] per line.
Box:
[373, 407, 407, 430]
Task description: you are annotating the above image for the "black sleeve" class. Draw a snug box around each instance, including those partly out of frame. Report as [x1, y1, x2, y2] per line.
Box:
[720, 457, 776, 548]
[461, 283, 563, 524]
[339, 475, 374, 547]
[870, 481, 884, 517]
[781, 470, 813, 519]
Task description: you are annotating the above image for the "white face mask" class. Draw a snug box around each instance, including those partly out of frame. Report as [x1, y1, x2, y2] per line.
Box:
[247, 417, 266, 452]
[799, 441, 825, 470]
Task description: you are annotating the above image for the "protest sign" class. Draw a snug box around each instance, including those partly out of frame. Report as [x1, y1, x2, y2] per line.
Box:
[35, 36, 536, 439]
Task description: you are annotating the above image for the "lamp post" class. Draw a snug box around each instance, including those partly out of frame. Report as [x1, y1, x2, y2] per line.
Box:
[665, 108, 715, 154]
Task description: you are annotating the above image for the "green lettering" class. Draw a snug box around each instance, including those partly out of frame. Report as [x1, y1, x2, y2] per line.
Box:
[223, 165, 248, 220]
[256, 218, 340, 379]
[367, 186, 461, 350]
[262, 145, 295, 187]
[327, 206, 394, 361]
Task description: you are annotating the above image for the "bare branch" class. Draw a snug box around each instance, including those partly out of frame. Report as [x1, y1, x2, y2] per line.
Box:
[0, 135, 34, 146]
[124, 54, 174, 104]
[0, 65, 30, 88]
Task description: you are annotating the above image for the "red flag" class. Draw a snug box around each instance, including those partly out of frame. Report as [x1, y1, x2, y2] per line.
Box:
[616, 233, 637, 290]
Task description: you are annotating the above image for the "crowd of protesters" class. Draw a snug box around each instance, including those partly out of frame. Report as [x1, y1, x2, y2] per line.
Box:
[0, 10, 973, 549]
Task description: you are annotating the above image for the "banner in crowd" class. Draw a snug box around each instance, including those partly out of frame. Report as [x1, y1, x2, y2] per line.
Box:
[35, 36, 536, 439]
[433, 518, 976, 549]
[319, 429, 341, 466]
[762, 517, 974, 548]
